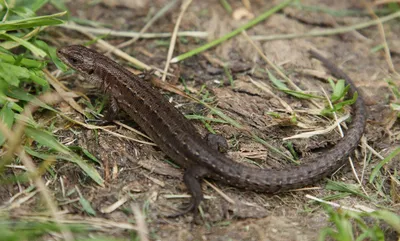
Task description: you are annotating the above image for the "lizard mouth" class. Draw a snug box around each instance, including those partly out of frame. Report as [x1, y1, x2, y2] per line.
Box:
[56, 46, 85, 69]
[56, 47, 74, 68]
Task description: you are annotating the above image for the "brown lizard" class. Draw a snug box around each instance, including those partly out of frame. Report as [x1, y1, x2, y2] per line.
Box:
[57, 46, 366, 216]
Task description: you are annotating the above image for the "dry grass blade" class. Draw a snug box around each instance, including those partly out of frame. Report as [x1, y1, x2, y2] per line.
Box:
[94, 37, 152, 71]
[116, 0, 179, 49]
[323, 83, 369, 197]
[60, 22, 208, 39]
[360, 136, 368, 183]
[164, 194, 214, 200]
[364, 1, 400, 78]
[44, 69, 85, 115]
[2, 190, 38, 210]
[171, 0, 293, 63]
[100, 196, 129, 214]
[248, 76, 293, 113]
[63, 28, 152, 71]
[22, 215, 138, 230]
[282, 114, 350, 140]
[241, 31, 300, 92]
[60, 114, 156, 146]
[132, 203, 149, 241]
[241, 31, 322, 109]
[47, 69, 156, 146]
[363, 138, 384, 160]
[113, 120, 153, 141]
[161, 0, 193, 81]
[251, 10, 400, 41]
[305, 194, 371, 213]
[204, 180, 235, 204]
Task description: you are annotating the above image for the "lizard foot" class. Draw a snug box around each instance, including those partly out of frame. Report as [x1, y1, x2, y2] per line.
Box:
[165, 199, 198, 218]
[204, 133, 229, 153]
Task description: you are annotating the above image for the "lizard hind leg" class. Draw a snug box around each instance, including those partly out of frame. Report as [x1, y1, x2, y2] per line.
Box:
[204, 133, 229, 153]
[166, 166, 208, 220]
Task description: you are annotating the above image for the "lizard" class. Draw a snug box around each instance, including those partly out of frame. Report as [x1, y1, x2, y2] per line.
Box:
[57, 45, 367, 216]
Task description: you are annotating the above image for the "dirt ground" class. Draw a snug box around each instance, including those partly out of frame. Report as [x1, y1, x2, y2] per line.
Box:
[4, 0, 400, 240]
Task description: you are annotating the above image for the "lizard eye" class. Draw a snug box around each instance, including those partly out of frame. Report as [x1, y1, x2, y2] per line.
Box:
[69, 57, 81, 64]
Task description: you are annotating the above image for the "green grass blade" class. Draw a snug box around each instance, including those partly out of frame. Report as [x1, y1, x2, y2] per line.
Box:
[68, 146, 102, 165]
[369, 147, 400, 183]
[64, 153, 104, 187]
[34, 39, 68, 71]
[1, 33, 47, 57]
[29, 70, 49, 87]
[331, 79, 346, 102]
[6, 88, 54, 111]
[49, 0, 68, 11]
[79, 196, 97, 216]
[268, 70, 321, 99]
[185, 114, 229, 124]
[0, 96, 24, 112]
[370, 210, 400, 233]
[0, 11, 66, 31]
[24, 126, 69, 154]
[25, 147, 105, 187]
[25, 0, 50, 12]
[0, 52, 45, 68]
[0, 62, 23, 86]
[0, 104, 15, 146]
[171, 0, 293, 62]
[325, 180, 372, 201]
[252, 134, 297, 163]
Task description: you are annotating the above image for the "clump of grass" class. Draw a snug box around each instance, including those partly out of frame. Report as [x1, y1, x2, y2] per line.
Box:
[0, 0, 104, 186]
[319, 204, 400, 241]
[0, 1, 107, 239]
[320, 78, 358, 116]
[0, 217, 128, 241]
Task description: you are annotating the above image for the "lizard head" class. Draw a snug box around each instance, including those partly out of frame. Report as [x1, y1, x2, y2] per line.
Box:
[57, 45, 96, 77]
